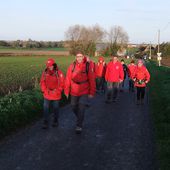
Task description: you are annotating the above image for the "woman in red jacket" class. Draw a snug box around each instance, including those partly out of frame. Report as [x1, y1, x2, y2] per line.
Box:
[95, 56, 107, 93]
[40, 58, 65, 129]
[64, 52, 96, 134]
[105, 56, 124, 103]
[133, 59, 150, 105]
[128, 60, 136, 92]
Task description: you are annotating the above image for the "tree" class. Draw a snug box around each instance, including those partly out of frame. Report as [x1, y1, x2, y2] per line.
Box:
[65, 24, 105, 55]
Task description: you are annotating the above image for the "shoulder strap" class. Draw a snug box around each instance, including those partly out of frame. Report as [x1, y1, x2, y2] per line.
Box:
[72, 61, 76, 73]
[86, 62, 90, 74]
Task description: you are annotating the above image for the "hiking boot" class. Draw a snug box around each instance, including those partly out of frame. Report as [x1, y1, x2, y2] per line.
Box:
[75, 126, 82, 134]
[42, 120, 49, 129]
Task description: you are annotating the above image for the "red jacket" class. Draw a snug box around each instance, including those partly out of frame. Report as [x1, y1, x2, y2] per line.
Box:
[40, 69, 65, 100]
[133, 66, 150, 87]
[64, 59, 96, 97]
[95, 60, 106, 78]
[128, 64, 136, 79]
[105, 61, 124, 82]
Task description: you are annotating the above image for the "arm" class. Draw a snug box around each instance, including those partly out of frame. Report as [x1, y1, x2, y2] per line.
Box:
[40, 72, 47, 93]
[88, 63, 96, 96]
[58, 70, 65, 91]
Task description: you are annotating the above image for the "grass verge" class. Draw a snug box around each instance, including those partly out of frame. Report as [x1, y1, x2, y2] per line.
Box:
[148, 61, 170, 169]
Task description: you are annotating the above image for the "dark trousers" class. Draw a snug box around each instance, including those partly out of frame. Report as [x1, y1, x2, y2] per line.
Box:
[71, 95, 88, 128]
[43, 98, 59, 123]
[136, 87, 145, 100]
[96, 77, 105, 91]
[129, 79, 134, 91]
[106, 82, 119, 101]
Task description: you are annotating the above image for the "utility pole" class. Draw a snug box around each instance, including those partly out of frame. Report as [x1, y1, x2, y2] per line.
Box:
[149, 41, 152, 59]
[157, 29, 161, 66]
[158, 29, 160, 53]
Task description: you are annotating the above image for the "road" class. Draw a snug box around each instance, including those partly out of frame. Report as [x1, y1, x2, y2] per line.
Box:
[0, 81, 156, 170]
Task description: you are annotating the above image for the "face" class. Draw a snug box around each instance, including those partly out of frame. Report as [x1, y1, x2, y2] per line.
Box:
[48, 65, 54, 70]
[113, 57, 118, 62]
[121, 61, 124, 64]
[76, 54, 84, 63]
[138, 62, 143, 67]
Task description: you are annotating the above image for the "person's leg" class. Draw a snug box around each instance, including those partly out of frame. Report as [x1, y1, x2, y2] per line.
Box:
[71, 96, 79, 118]
[136, 87, 141, 104]
[129, 79, 132, 91]
[113, 82, 119, 101]
[52, 100, 59, 126]
[141, 87, 146, 104]
[106, 82, 113, 103]
[78, 95, 88, 128]
[42, 98, 50, 128]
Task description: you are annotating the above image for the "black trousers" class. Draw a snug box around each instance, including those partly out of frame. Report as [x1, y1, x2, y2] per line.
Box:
[96, 77, 105, 91]
[106, 82, 119, 101]
[136, 87, 145, 100]
[129, 79, 134, 91]
[71, 95, 88, 128]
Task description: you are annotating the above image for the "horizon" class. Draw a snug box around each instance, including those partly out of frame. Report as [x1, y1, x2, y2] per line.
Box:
[0, 0, 170, 44]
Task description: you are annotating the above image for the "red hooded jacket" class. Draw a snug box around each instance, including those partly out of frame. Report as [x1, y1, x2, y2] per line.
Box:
[105, 61, 124, 82]
[64, 58, 96, 97]
[40, 69, 65, 100]
[128, 63, 137, 79]
[95, 57, 106, 78]
[133, 66, 150, 87]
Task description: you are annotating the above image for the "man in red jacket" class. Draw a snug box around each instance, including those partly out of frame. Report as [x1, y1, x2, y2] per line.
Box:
[40, 58, 65, 129]
[133, 59, 150, 105]
[95, 56, 107, 93]
[65, 52, 96, 134]
[105, 56, 124, 103]
[128, 60, 136, 92]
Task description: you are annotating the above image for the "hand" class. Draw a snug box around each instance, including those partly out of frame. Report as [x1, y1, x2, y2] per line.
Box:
[119, 79, 123, 83]
[88, 95, 94, 98]
[145, 81, 148, 84]
[65, 94, 69, 99]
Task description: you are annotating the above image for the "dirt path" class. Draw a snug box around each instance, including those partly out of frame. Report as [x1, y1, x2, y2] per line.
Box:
[0, 79, 156, 170]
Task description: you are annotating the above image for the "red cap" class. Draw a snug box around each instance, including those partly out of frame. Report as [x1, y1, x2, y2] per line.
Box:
[46, 58, 55, 67]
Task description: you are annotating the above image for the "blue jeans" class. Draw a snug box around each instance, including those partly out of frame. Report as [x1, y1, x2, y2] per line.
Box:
[43, 98, 59, 122]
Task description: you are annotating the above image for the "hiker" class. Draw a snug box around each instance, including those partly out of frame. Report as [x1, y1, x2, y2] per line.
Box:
[95, 56, 107, 93]
[64, 52, 96, 134]
[120, 59, 128, 92]
[133, 59, 150, 105]
[105, 56, 124, 103]
[40, 58, 65, 129]
[128, 60, 136, 92]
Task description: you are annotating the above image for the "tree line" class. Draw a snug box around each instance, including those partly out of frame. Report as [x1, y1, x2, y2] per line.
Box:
[0, 39, 64, 49]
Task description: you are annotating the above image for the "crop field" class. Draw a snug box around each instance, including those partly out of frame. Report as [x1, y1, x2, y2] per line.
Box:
[0, 56, 75, 96]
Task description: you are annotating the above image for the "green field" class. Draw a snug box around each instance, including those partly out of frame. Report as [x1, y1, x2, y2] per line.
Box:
[0, 56, 74, 96]
[148, 62, 170, 170]
[0, 46, 67, 51]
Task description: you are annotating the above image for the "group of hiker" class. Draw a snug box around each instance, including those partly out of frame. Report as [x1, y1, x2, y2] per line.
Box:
[40, 52, 150, 133]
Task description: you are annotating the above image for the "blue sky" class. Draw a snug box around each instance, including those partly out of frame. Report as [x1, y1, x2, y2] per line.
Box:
[0, 0, 170, 43]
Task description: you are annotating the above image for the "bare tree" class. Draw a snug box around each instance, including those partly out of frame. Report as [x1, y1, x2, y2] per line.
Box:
[65, 24, 105, 55]
[107, 26, 129, 45]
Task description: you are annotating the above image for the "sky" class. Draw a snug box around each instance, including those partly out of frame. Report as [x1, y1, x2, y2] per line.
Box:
[0, 0, 170, 44]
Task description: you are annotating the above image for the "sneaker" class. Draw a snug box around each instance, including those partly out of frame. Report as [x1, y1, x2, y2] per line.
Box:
[42, 120, 49, 129]
[75, 126, 82, 134]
